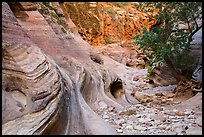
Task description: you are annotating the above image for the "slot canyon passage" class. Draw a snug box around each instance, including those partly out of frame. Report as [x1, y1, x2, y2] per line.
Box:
[2, 2, 202, 135]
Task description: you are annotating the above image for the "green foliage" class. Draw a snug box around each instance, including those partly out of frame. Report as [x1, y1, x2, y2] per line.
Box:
[39, 3, 67, 34]
[51, 12, 67, 34]
[51, 12, 60, 22]
[133, 2, 202, 78]
[147, 66, 154, 76]
[105, 7, 116, 18]
[43, 2, 55, 10]
[112, 2, 129, 8]
[60, 25, 67, 33]
[104, 38, 114, 44]
[42, 2, 49, 7]
[38, 3, 49, 14]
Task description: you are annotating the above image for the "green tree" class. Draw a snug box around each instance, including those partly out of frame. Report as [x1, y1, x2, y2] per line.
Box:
[133, 2, 202, 82]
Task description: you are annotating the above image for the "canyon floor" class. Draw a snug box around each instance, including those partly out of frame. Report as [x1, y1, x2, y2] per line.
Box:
[94, 49, 202, 135]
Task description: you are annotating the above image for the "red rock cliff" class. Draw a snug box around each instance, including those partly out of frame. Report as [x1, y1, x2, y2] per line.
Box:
[63, 2, 157, 46]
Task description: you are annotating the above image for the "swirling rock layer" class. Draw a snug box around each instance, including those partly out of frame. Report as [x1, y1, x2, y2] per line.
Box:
[2, 2, 131, 135]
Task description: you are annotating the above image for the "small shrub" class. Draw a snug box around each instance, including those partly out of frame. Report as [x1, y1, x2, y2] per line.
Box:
[43, 2, 55, 10]
[39, 3, 49, 14]
[60, 25, 67, 33]
[51, 12, 67, 33]
[112, 2, 130, 8]
[51, 12, 60, 23]
[104, 38, 113, 44]
[51, 12, 64, 26]
[147, 66, 154, 76]
[105, 7, 116, 18]
[42, 2, 49, 7]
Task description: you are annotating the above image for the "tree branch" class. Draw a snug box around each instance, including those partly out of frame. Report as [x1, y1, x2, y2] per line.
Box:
[192, 14, 199, 30]
[191, 24, 202, 37]
[186, 19, 192, 34]
[188, 24, 202, 47]
[164, 55, 188, 82]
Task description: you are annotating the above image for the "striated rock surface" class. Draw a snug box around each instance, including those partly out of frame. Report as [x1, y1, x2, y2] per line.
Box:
[2, 2, 134, 135]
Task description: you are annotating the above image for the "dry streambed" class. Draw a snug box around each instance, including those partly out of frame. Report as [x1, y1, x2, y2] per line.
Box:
[95, 97, 202, 135]
[95, 64, 202, 135]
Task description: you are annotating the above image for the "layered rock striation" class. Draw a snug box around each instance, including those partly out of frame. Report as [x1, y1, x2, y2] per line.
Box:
[2, 2, 133, 135]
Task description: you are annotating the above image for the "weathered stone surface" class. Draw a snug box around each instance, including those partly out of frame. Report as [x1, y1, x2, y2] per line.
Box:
[150, 114, 166, 122]
[165, 93, 175, 98]
[134, 91, 151, 101]
[116, 129, 123, 133]
[186, 127, 202, 135]
[2, 2, 128, 135]
[115, 119, 125, 125]
[195, 116, 202, 126]
[118, 109, 137, 116]
[125, 125, 134, 130]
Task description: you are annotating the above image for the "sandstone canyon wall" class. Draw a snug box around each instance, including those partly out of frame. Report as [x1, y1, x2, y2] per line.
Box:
[63, 2, 157, 46]
[2, 2, 134, 135]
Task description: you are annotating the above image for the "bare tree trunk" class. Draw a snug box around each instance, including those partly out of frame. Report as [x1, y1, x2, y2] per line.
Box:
[164, 56, 188, 82]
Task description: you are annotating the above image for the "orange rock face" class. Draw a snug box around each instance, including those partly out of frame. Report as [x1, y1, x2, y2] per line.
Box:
[63, 2, 157, 46]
